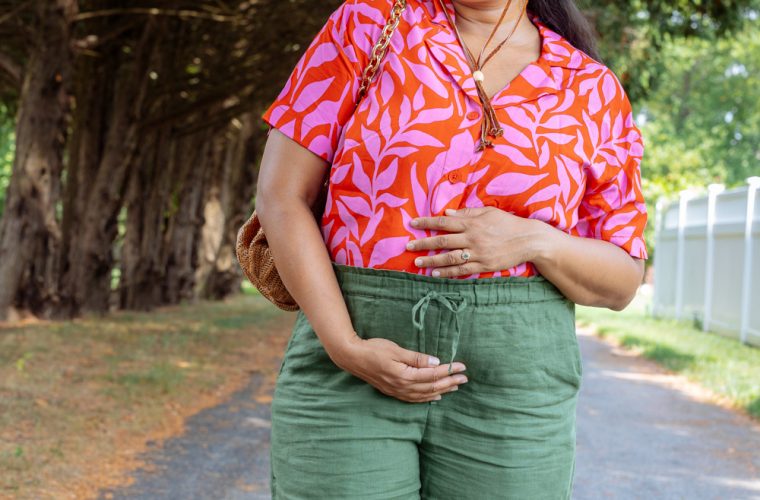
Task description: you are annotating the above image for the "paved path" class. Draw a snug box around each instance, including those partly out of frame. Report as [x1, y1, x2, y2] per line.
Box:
[97, 328, 760, 500]
[97, 373, 273, 500]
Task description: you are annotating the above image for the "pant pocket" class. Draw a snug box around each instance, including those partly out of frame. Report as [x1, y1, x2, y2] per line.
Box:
[564, 297, 583, 381]
[541, 297, 582, 392]
[277, 309, 308, 377]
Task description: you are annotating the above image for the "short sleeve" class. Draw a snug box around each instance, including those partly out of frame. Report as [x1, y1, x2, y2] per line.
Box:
[573, 69, 649, 260]
[261, 0, 386, 164]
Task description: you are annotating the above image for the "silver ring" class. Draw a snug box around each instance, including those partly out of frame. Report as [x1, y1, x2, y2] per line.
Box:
[461, 250, 471, 261]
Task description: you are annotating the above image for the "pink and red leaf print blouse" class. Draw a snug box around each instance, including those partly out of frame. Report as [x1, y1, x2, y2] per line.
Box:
[262, 0, 649, 279]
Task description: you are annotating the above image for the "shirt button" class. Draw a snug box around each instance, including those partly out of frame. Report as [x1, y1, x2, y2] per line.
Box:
[466, 111, 479, 120]
[447, 171, 460, 182]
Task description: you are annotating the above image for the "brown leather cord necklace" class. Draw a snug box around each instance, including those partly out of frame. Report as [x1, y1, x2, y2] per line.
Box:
[436, 0, 528, 151]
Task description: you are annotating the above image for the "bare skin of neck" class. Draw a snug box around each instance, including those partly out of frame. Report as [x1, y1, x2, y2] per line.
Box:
[450, 0, 542, 100]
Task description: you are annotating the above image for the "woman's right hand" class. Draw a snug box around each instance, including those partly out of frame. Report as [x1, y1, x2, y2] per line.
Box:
[327, 334, 469, 403]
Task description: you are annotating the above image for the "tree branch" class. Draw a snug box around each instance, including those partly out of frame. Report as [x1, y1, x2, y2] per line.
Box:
[0, 0, 33, 26]
[74, 8, 238, 23]
[0, 51, 21, 86]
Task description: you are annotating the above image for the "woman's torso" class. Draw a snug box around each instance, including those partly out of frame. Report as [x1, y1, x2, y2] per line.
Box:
[263, 0, 649, 279]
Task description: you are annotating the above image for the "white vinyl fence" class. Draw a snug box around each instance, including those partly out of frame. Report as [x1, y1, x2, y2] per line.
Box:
[651, 176, 760, 347]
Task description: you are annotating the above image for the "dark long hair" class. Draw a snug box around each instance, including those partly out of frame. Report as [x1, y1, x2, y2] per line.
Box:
[527, 0, 602, 63]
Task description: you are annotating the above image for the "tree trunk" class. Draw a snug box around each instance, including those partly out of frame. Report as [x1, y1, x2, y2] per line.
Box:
[118, 127, 173, 310]
[0, 0, 76, 321]
[57, 46, 116, 318]
[197, 113, 258, 299]
[60, 22, 159, 316]
[162, 130, 216, 305]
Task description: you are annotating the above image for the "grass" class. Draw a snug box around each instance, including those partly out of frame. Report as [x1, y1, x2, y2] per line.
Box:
[575, 285, 760, 421]
[0, 292, 294, 500]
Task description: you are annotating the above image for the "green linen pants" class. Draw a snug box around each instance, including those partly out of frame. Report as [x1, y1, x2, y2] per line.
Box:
[270, 262, 583, 499]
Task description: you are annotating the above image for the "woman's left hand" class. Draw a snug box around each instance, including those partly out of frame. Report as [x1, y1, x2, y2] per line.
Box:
[406, 206, 550, 278]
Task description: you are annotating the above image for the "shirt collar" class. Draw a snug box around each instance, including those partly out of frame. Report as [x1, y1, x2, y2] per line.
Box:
[420, 0, 587, 107]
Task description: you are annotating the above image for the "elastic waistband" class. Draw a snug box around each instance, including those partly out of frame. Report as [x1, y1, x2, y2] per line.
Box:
[331, 262, 568, 306]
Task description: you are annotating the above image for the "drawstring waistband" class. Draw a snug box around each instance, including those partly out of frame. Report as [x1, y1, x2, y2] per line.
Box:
[411, 290, 469, 375]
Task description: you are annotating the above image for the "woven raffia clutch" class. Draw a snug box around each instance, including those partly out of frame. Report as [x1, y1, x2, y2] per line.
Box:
[236, 0, 407, 311]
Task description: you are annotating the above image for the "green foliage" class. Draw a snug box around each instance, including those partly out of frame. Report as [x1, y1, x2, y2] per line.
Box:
[583, 0, 760, 103]
[0, 105, 13, 219]
[639, 19, 760, 201]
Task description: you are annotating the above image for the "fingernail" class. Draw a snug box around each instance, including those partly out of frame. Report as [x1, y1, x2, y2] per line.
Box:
[429, 356, 440, 366]
[432, 270, 440, 277]
[415, 257, 423, 266]
[434, 395, 442, 400]
[450, 386, 458, 391]
[406, 242, 415, 250]
[456, 376, 468, 384]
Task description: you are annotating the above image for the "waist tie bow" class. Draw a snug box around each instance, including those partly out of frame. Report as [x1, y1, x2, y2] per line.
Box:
[411, 290, 469, 375]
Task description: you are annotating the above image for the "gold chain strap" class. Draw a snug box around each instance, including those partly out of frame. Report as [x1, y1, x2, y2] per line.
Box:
[356, 0, 407, 104]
